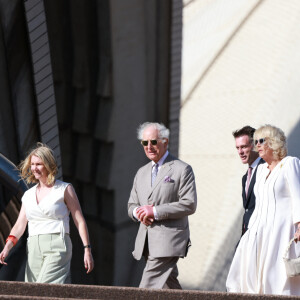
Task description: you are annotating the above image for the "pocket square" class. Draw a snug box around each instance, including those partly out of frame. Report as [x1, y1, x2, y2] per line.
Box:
[164, 176, 173, 183]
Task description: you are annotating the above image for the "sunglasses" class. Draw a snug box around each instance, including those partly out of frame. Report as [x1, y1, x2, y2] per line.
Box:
[141, 139, 160, 146]
[254, 138, 266, 146]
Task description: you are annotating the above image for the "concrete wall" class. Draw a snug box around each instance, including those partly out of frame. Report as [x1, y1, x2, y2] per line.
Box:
[0, 0, 181, 287]
[0, 0, 39, 281]
[43, 0, 179, 286]
[179, 0, 300, 291]
[0, 0, 39, 162]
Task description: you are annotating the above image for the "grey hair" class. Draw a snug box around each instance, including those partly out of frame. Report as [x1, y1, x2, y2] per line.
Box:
[137, 122, 170, 140]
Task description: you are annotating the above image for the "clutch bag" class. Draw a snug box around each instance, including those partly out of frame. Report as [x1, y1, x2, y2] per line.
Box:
[283, 238, 300, 277]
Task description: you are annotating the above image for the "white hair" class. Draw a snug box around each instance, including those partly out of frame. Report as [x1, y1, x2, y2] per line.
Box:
[137, 122, 170, 140]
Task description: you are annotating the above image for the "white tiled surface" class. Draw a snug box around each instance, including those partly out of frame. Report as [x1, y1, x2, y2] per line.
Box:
[179, 0, 300, 290]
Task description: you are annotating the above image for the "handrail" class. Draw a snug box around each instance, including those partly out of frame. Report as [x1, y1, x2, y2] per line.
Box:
[0, 153, 28, 201]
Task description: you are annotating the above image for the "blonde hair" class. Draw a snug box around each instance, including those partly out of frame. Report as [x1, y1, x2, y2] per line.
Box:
[19, 143, 58, 185]
[254, 124, 287, 160]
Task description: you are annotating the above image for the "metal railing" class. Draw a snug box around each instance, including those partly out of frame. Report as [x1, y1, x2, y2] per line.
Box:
[0, 153, 28, 281]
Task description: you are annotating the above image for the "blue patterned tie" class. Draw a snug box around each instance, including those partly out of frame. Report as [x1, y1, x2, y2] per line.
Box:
[151, 163, 159, 186]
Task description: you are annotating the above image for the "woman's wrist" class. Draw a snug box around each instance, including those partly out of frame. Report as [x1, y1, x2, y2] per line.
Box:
[6, 235, 18, 247]
[5, 240, 14, 250]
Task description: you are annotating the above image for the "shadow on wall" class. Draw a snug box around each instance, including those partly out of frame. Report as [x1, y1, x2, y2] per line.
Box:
[187, 209, 243, 292]
[192, 120, 300, 292]
[287, 121, 300, 159]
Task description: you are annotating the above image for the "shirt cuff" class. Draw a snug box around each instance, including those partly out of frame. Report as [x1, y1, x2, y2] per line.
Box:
[153, 206, 159, 220]
[133, 207, 139, 221]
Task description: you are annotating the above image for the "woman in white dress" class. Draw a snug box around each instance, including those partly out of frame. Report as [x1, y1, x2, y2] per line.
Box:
[226, 124, 300, 295]
[0, 143, 94, 283]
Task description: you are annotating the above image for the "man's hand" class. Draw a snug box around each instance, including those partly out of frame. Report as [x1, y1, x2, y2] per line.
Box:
[136, 205, 154, 226]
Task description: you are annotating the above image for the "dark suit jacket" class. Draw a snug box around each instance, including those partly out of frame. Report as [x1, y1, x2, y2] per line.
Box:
[241, 158, 265, 235]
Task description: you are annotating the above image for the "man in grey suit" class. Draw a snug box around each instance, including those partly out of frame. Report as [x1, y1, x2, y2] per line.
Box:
[128, 122, 197, 289]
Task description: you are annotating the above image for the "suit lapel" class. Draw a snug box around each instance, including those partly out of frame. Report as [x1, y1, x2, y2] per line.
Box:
[244, 158, 264, 207]
[242, 173, 247, 208]
[245, 170, 256, 200]
[140, 162, 153, 197]
[152, 161, 173, 190]
[148, 154, 174, 198]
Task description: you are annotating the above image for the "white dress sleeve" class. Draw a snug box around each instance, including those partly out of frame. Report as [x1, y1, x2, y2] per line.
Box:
[285, 157, 300, 224]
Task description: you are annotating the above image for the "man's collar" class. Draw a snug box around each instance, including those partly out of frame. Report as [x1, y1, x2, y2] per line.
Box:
[152, 150, 169, 167]
[249, 156, 261, 168]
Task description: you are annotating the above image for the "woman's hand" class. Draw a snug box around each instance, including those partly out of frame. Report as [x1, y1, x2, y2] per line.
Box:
[0, 250, 8, 265]
[84, 248, 94, 273]
[294, 226, 300, 243]
[0, 241, 14, 265]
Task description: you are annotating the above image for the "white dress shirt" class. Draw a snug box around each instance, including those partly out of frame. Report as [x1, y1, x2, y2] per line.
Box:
[244, 156, 262, 193]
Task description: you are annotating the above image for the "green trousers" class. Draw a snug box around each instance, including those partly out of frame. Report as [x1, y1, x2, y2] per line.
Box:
[25, 233, 72, 283]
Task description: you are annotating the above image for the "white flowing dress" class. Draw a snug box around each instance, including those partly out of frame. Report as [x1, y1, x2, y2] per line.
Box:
[226, 156, 300, 295]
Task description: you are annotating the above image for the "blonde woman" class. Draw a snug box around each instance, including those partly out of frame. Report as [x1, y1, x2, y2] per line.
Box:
[0, 143, 94, 283]
[227, 125, 300, 295]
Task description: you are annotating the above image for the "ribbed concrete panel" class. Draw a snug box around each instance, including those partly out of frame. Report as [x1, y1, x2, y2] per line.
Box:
[168, 0, 183, 157]
[0, 0, 40, 281]
[179, 0, 300, 291]
[24, 0, 62, 178]
[22, 0, 179, 286]
[109, 0, 174, 286]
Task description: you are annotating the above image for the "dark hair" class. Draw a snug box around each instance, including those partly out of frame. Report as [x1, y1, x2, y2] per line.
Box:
[232, 126, 256, 141]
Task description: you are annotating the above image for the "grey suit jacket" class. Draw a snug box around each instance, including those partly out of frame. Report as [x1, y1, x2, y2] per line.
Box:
[128, 154, 197, 260]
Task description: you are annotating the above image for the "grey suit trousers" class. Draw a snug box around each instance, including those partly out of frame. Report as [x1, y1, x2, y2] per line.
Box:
[139, 255, 182, 289]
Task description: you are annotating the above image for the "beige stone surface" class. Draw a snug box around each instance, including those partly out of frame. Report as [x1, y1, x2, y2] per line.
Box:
[179, 0, 300, 290]
[1, 280, 299, 300]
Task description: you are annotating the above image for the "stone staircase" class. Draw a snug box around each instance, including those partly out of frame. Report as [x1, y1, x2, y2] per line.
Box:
[0, 281, 300, 300]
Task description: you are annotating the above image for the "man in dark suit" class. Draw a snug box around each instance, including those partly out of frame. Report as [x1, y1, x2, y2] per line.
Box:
[232, 126, 264, 235]
[128, 122, 197, 289]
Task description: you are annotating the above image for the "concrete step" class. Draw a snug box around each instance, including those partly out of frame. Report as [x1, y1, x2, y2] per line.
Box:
[0, 281, 299, 300]
[0, 297, 77, 300]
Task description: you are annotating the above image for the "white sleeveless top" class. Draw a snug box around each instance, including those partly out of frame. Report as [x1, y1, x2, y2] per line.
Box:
[22, 180, 70, 237]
